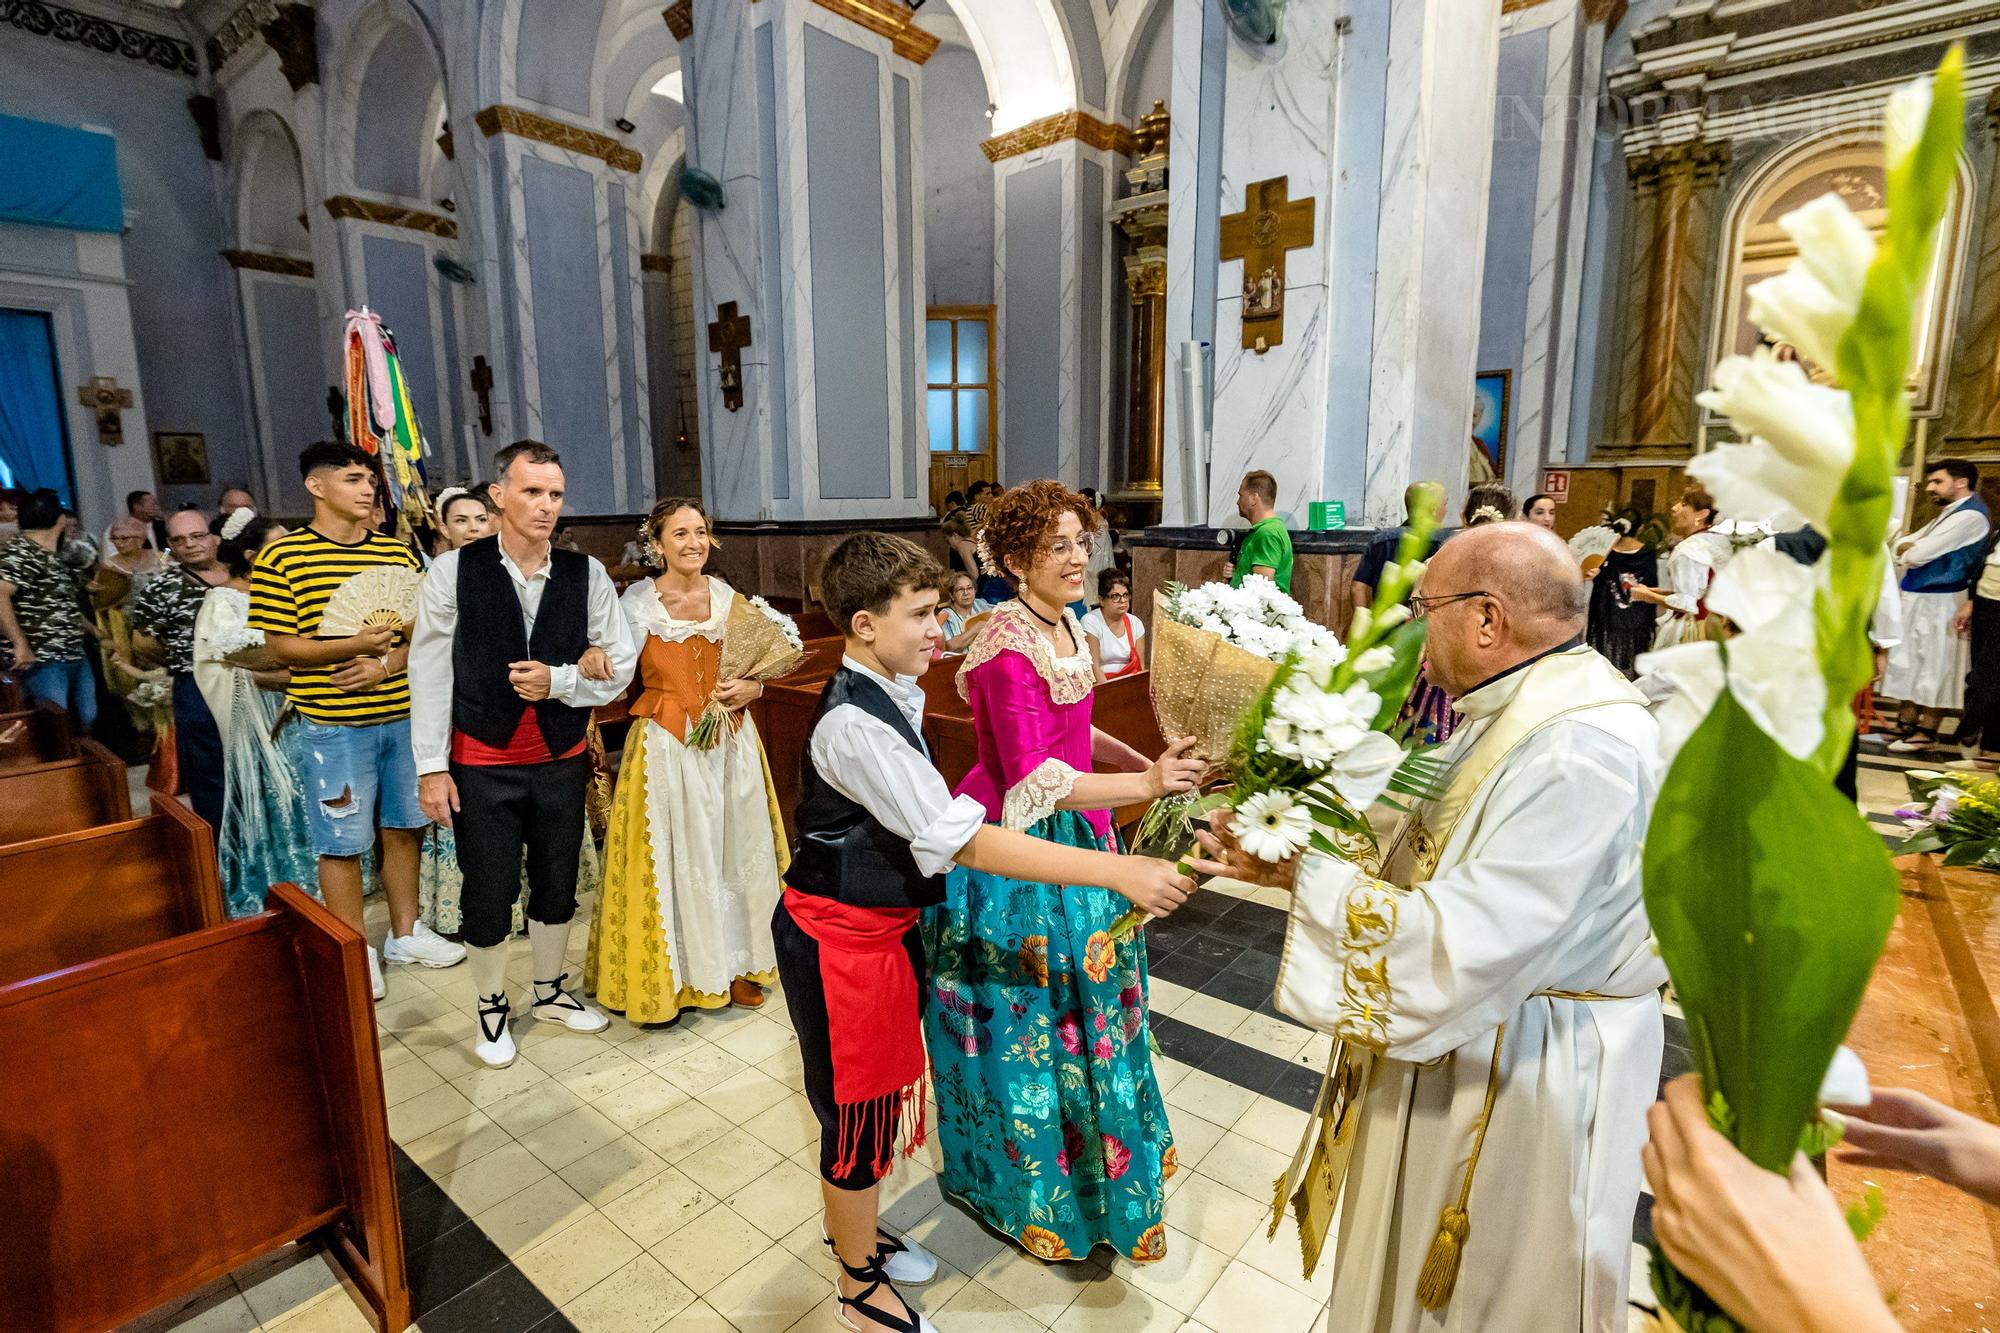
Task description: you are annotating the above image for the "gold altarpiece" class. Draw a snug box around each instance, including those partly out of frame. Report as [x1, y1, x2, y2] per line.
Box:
[1109, 101, 1171, 524]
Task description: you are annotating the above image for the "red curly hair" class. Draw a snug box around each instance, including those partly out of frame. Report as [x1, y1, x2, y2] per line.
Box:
[980, 480, 1096, 581]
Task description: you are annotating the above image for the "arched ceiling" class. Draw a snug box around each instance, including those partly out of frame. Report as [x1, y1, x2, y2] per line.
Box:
[933, 0, 1080, 133]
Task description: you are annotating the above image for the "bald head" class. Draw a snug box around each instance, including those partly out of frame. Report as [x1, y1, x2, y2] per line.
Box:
[1421, 521, 1587, 695]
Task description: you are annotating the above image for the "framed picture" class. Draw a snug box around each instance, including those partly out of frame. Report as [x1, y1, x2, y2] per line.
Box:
[152, 432, 210, 486]
[1471, 370, 1510, 485]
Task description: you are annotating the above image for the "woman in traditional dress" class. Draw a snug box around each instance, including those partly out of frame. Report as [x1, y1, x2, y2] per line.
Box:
[1081, 568, 1146, 681]
[1586, 519, 1660, 678]
[926, 480, 1203, 1265]
[1630, 486, 1734, 649]
[192, 513, 320, 917]
[586, 497, 788, 1022]
[416, 488, 600, 936]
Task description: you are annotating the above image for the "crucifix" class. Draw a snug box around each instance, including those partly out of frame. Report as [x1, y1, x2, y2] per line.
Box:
[77, 376, 134, 445]
[708, 302, 752, 412]
[469, 355, 495, 435]
[1218, 175, 1317, 353]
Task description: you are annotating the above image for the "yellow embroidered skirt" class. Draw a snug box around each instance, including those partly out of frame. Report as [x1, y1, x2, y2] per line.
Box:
[585, 715, 787, 1024]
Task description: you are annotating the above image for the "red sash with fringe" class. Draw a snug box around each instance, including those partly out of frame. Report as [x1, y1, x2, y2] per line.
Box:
[781, 887, 928, 1179]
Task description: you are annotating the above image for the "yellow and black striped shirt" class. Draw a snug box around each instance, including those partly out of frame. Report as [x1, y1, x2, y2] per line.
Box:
[249, 527, 422, 724]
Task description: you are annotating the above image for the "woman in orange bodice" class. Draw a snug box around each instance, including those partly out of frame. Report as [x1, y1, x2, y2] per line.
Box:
[585, 499, 788, 1023]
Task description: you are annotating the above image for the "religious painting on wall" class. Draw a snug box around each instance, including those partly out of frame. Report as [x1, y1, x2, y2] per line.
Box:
[1471, 370, 1509, 486]
[153, 432, 209, 486]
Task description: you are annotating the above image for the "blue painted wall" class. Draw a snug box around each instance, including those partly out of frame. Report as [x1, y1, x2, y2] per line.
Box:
[922, 47, 992, 304]
[1476, 29, 1548, 387]
[1003, 162, 1061, 484]
[1080, 157, 1105, 493]
[514, 0, 606, 118]
[803, 27, 891, 501]
[894, 73, 919, 502]
[0, 36, 254, 516]
[520, 156, 616, 512]
[249, 279, 327, 511]
[360, 234, 446, 471]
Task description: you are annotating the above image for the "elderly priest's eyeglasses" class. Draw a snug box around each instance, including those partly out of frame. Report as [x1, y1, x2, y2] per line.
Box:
[1409, 590, 1492, 617]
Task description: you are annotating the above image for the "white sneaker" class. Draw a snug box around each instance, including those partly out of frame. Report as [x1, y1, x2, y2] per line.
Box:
[383, 920, 467, 969]
[368, 945, 385, 1001]
[824, 1227, 939, 1286]
[531, 974, 610, 1033]
[474, 994, 516, 1068]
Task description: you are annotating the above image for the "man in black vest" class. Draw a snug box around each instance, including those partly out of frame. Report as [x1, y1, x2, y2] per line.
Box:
[409, 441, 637, 1068]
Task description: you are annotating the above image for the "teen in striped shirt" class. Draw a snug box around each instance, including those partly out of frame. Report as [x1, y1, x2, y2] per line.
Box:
[250, 442, 464, 996]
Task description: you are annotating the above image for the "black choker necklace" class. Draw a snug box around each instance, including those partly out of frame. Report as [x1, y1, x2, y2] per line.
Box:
[1023, 599, 1061, 627]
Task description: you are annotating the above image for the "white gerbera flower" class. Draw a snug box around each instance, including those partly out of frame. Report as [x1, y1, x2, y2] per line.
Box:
[1235, 790, 1316, 863]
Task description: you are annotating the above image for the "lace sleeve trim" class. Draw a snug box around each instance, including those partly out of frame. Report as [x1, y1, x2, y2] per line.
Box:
[1000, 757, 1081, 830]
[955, 602, 1094, 706]
[194, 589, 262, 663]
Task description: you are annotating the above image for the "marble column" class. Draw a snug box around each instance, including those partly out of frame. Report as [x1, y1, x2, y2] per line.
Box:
[988, 120, 1125, 493]
[1625, 141, 1730, 447]
[676, 0, 933, 522]
[1161, 0, 1502, 529]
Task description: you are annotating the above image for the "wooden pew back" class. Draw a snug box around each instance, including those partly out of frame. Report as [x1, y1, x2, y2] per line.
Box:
[0, 884, 408, 1333]
[0, 794, 223, 988]
[0, 702, 75, 769]
[0, 738, 130, 845]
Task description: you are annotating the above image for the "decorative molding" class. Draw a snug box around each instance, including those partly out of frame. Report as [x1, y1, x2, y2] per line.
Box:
[222, 249, 314, 277]
[808, 0, 938, 63]
[640, 253, 672, 274]
[662, 0, 690, 41]
[1626, 140, 1731, 191]
[187, 94, 223, 161]
[1499, 0, 1553, 11]
[205, 0, 275, 74]
[323, 195, 458, 239]
[258, 1, 315, 91]
[474, 104, 643, 173]
[981, 110, 1135, 163]
[1584, 0, 1625, 24]
[0, 0, 198, 76]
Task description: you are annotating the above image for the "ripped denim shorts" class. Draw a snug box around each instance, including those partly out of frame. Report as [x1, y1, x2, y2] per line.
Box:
[295, 716, 428, 857]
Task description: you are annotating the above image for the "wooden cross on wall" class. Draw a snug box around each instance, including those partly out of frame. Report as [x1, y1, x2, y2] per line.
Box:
[77, 376, 134, 445]
[708, 301, 752, 412]
[1218, 176, 1316, 354]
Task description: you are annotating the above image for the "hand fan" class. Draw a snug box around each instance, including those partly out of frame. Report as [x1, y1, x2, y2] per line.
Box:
[1568, 525, 1619, 579]
[317, 566, 423, 637]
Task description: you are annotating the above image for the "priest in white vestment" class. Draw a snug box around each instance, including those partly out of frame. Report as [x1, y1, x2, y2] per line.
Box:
[1195, 523, 1666, 1333]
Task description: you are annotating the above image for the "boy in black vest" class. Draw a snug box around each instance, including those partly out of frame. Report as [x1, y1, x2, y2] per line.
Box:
[409, 441, 637, 1068]
[780, 533, 1192, 1333]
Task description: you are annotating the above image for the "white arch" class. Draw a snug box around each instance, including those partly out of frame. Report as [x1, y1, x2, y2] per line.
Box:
[1105, 0, 1170, 123]
[937, 0, 1079, 133]
[1710, 126, 1976, 416]
[228, 109, 312, 255]
[324, 0, 450, 202]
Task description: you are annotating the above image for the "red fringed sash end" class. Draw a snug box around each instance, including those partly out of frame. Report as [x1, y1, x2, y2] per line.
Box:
[830, 1074, 931, 1182]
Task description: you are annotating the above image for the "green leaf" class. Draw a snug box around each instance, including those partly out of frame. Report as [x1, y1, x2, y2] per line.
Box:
[1846, 1183, 1887, 1243]
[1365, 619, 1430, 731]
[1387, 749, 1454, 803]
[1941, 839, 1992, 868]
[1894, 828, 1944, 856]
[1644, 688, 1900, 1172]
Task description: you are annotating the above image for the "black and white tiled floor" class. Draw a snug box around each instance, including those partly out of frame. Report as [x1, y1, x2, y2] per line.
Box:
[121, 864, 1703, 1333]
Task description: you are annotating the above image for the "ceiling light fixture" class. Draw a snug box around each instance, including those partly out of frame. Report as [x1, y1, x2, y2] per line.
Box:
[614, 117, 637, 134]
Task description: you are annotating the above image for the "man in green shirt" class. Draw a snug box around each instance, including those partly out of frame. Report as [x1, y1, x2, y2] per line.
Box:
[1231, 468, 1294, 592]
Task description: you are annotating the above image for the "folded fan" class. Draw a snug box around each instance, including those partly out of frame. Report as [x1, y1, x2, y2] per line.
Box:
[316, 566, 423, 638]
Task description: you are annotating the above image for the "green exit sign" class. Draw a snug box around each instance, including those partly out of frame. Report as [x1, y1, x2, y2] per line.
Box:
[1308, 501, 1346, 531]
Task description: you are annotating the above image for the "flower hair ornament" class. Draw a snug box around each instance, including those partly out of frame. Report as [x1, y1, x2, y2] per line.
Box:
[220, 506, 257, 542]
[974, 529, 999, 576]
[434, 485, 470, 513]
[1470, 505, 1507, 526]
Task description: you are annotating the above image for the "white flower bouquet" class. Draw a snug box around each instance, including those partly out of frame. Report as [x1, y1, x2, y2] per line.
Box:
[1635, 52, 1965, 1333]
[684, 594, 806, 749]
[1114, 523, 1449, 940]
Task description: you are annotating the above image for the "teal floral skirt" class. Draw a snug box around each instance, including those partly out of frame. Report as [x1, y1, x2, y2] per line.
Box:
[923, 812, 1177, 1264]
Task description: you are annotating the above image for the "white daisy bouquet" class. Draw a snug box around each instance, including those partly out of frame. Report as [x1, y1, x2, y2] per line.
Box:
[1114, 516, 1447, 940]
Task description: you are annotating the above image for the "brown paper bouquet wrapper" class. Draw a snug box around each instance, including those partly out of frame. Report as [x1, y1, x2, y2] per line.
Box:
[687, 595, 808, 749]
[1148, 590, 1282, 773]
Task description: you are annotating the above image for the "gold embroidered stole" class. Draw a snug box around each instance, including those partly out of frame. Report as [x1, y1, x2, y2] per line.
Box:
[1269, 648, 1647, 1281]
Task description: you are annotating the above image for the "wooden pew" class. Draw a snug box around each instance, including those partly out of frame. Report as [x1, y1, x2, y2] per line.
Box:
[0, 793, 223, 988]
[0, 736, 130, 845]
[0, 701, 76, 769]
[0, 883, 408, 1332]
